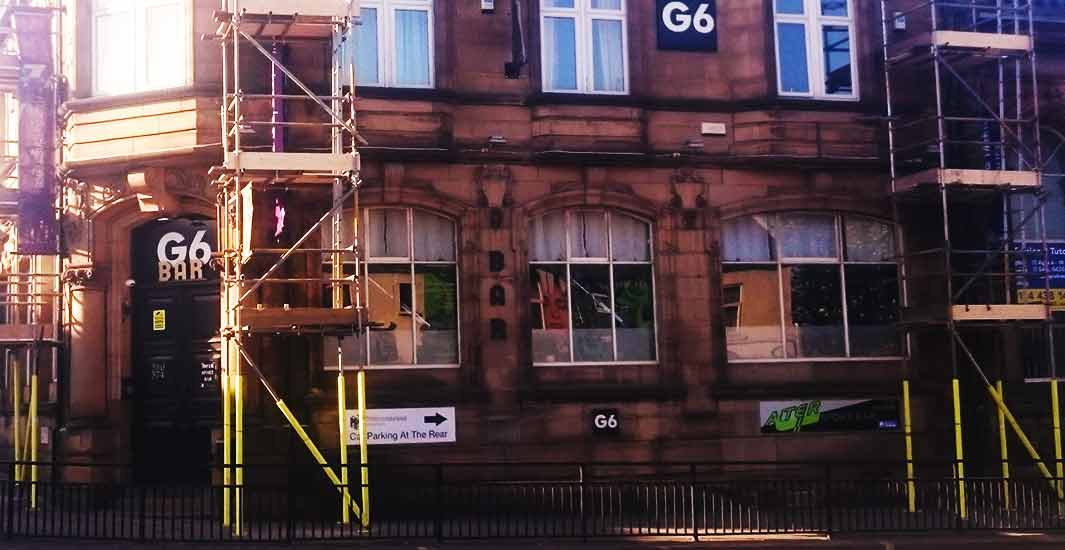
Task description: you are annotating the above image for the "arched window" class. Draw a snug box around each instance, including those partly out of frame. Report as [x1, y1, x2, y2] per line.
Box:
[529, 210, 656, 365]
[721, 212, 900, 360]
[324, 207, 459, 369]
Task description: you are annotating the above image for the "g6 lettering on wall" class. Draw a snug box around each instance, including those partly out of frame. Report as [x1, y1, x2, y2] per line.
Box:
[157, 230, 212, 282]
[657, 0, 718, 52]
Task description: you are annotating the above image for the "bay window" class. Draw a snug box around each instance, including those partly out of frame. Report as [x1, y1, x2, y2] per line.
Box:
[773, 0, 857, 99]
[323, 208, 458, 369]
[342, 0, 434, 88]
[529, 210, 656, 365]
[722, 213, 900, 361]
[92, 0, 189, 96]
[540, 0, 628, 94]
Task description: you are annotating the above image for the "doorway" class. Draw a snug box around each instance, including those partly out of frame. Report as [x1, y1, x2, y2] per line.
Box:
[130, 218, 219, 485]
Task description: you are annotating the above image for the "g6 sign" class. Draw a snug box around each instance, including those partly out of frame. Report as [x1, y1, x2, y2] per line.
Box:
[157, 230, 212, 282]
[656, 0, 718, 52]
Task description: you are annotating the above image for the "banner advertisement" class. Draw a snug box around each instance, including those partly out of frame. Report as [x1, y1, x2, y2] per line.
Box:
[759, 399, 900, 434]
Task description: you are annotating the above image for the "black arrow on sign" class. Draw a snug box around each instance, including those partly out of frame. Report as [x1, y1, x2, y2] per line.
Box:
[424, 413, 447, 426]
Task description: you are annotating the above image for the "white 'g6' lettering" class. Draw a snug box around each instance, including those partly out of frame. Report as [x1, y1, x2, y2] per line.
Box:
[594, 414, 619, 430]
[157, 230, 212, 282]
[663, 1, 715, 34]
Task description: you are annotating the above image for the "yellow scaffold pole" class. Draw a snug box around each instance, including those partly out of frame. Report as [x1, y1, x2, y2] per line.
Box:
[221, 359, 231, 528]
[952, 378, 967, 519]
[357, 370, 370, 528]
[235, 343, 361, 517]
[902, 380, 916, 513]
[12, 353, 21, 483]
[1052, 379, 1063, 497]
[234, 371, 244, 536]
[29, 364, 38, 511]
[953, 332, 1065, 501]
[997, 381, 1010, 510]
[338, 371, 351, 525]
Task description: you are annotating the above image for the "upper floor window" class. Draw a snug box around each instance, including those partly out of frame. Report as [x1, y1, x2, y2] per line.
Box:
[346, 0, 434, 88]
[540, 0, 628, 94]
[529, 210, 656, 365]
[323, 208, 458, 369]
[722, 213, 899, 361]
[773, 0, 857, 100]
[92, 0, 189, 96]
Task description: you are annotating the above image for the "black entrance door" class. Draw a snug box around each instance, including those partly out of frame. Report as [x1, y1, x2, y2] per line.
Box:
[131, 219, 220, 485]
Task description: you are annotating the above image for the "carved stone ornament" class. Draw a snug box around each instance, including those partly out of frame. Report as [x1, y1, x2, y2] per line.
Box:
[62, 265, 96, 286]
[669, 168, 708, 211]
[476, 164, 514, 208]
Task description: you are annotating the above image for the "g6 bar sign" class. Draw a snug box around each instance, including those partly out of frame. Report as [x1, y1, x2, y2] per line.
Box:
[657, 0, 718, 52]
[157, 230, 212, 282]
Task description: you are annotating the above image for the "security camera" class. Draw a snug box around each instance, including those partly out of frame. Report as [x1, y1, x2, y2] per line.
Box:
[124, 278, 136, 288]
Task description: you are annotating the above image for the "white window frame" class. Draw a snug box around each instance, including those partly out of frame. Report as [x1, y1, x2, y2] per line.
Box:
[773, 0, 859, 101]
[722, 212, 903, 363]
[324, 207, 460, 370]
[539, 0, 629, 95]
[91, 0, 190, 97]
[530, 209, 658, 366]
[355, 0, 435, 88]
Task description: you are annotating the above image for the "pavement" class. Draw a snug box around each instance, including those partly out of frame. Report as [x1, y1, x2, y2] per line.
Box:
[2, 533, 1065, 550]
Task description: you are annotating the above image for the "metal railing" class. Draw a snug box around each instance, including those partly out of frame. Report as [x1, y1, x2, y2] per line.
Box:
[0, 461, 1063, 541]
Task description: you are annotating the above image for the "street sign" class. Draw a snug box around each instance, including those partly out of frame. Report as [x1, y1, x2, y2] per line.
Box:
[345, 407, 456, 445]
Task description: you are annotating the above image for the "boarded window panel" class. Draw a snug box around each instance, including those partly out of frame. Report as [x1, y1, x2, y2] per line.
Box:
[531, 265, 571, 363]
[367, 264, 414, 365]
[723, 264, 783, 360]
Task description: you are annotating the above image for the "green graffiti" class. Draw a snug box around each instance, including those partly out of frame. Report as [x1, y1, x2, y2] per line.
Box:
[764, 401, 823, 433]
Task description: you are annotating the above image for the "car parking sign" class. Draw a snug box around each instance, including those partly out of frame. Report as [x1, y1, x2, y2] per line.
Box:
[657, 0, 718, 52]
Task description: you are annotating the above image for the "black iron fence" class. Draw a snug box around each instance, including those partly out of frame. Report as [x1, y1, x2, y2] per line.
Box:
[2, 461, 1064, 541]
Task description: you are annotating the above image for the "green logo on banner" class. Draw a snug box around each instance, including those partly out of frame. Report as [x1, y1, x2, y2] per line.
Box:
[763, 400, 822, 433]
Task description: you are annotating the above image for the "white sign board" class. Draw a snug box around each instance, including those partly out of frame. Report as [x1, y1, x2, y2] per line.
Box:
[345, 407, 456, 446]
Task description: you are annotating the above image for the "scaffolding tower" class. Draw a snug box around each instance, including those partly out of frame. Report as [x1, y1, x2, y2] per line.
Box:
[0, 0, 62, 513]
[882, 0, 1064, 516]
[211, 0, 368, 534]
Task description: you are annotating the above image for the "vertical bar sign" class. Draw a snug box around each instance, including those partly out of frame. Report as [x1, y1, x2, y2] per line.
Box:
[14, 9, 58, 255]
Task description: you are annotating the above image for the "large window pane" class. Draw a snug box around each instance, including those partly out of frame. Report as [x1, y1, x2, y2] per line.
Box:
[570, 211, 608, 258]
[530, 211, 567, 262]
[531, 265, 571, 363]
[144, 2, 185, 89]
[591, 19, 625, 92]
[354, 7, 380, 85]
[846, 265, 900, 357]
[723, 216, 775, 261]
[543, 17, 578, 91]
[94, 10, 134, 95]
[614, 265, 655, 361]
[785, 264, 845, 357]
[611, 214, 650, 262]
[571, 265, 614, 362]
[395, 9, 431, 86]
[822, 25, 852, 95]
[777, 213, 837, 259]
[415, 265, 458, 364]
[368, 209, 409, 258]
[777, 23, 810, 94]
[844, 218, 895, 262]
[723, 264, 784, 359]
[414, 211, 455, 262]
[367, 265, 414, 365]
[776, 0, 805, 14]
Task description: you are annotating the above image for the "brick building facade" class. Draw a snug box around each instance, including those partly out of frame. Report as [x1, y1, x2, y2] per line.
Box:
[3, 0, 1063, 480]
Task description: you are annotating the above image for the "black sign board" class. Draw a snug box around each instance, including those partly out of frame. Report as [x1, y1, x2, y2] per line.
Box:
[656, 0, 718, 52]
[591, 409, 620, 435]
[131, 218, 218, 286]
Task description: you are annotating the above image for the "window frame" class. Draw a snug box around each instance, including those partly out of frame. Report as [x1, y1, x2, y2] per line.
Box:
[352, 0, 435, 89]
[323, 207, 460, 371]
[91, 0, 191, 97]
[529, 209, 658, 367]
[722, 212, 903, 363]
[539, 0, 630, 95]
[772, 0, 859, 101]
